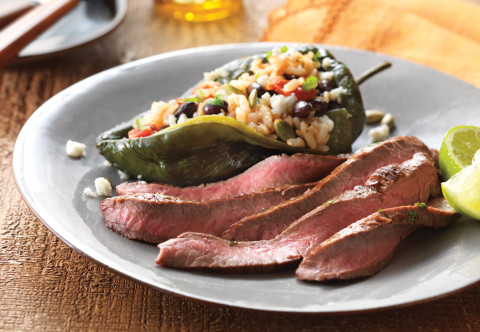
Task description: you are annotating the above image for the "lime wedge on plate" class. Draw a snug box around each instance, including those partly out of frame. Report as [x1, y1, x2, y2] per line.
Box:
[439, 125, 480, 180]
[441, 150, 480, 220]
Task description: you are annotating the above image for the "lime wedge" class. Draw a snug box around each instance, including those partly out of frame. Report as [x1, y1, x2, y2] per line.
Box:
[439, 125, 480, 180]
[441, 150, 480, 220]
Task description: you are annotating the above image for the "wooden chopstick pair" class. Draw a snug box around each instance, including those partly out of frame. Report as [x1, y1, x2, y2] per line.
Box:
[0, 0, 79, 70]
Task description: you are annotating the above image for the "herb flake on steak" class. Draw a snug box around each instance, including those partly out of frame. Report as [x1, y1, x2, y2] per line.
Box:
[296, 197, 460, 282]
[156, 153, 440, 272]
[222, 136, 434, 242]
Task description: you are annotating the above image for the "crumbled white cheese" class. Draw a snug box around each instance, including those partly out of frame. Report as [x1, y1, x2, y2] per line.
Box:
[320, 114, 335, 132]
[83, 187, 97, 198]
[94, 177, 112, 196]
[322, 57, 332, 70]
[368, 124, 390, 143]
[65, 140, 86, 158]
[270, 94, 297, 116]
[256, 75, 269, 87]
[203, 67, 230, 81]
[328, 87, 347, 103]
[118, 170, 129, 180]
[319, 71, 334, 81]
[103, 160, 112, 167]
[137, 174, 143, 180]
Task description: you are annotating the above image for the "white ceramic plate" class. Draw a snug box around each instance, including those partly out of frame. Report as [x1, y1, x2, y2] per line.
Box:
[0, 0, 127, 60]
[13, 43, 480, 313]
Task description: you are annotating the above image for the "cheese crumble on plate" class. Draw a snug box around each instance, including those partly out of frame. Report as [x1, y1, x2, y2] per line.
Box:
[66, 140, 86, 157]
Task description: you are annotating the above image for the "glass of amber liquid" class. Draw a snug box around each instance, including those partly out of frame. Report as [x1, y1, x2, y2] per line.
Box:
[155, 0, 241, 22]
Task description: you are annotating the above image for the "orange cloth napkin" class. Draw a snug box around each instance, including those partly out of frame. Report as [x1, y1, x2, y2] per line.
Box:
[263, 0, 480, 89]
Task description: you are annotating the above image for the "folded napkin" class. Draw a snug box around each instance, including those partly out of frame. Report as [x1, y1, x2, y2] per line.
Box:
[263, 0, 480, 88]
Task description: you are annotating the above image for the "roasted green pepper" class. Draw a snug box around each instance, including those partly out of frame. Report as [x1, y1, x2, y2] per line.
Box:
[96, 116, 271, 186]
[97, 111, 351, 185]
[96, 46, 367, 185]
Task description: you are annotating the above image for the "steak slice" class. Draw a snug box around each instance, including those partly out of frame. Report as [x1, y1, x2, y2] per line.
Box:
[156, 153, 440, 272]
[222, 136, 433, 241]
[101, 182, 314, 243]
[296, 197, 460, 282]
[116, 153, 346, 201]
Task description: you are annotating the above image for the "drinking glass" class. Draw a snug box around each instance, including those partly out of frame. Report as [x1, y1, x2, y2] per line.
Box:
[154, 0, 241, 22]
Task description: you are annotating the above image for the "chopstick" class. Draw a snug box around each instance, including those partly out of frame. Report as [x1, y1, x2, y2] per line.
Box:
[0, 0, 79, 71]
[0, 0, 35, 29]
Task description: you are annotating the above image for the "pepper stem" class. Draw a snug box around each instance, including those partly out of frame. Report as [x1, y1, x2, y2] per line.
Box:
[355, 61, 392, 85]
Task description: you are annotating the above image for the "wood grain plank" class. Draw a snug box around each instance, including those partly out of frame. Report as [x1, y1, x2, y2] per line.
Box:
[2, 0, 480, 331]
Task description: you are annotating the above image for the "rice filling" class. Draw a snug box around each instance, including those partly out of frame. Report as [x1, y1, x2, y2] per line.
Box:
[137, 46, 347, 152]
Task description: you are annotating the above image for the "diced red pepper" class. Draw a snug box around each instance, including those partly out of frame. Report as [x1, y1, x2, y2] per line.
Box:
[128, 124, 158, 138]
[267, 78, 318, 101]
[267, 78, 289, 96]
[292, 87, 317, 101]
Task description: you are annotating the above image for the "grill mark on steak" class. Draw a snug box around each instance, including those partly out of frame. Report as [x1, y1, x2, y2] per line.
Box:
[101, 182, 315, 243]
[116, 154, 346, 201]
[156, 153, 440, 272]
[222, 136, 433, 242]
[296, 197, 460, 282]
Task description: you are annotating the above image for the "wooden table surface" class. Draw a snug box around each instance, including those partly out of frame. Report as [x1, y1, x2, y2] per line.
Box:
[2, 0, 480, 331]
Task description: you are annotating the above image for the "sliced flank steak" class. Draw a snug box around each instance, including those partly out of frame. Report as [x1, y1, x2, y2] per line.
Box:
[296, 197, 460, 282]
[100, 182, 314, 243]
[116, 153, 346, 201]
[156, 153, 440, 272]
[222, 136, 434, 242]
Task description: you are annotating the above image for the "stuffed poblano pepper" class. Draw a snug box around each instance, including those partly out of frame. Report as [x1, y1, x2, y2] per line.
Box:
[96, 45, 366, 186]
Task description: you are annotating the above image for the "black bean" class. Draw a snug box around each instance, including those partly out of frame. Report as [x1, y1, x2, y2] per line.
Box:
[247, 82, 267, 97]
[310, 98, 329, 116]
[293, 100, 313, 118]
[318, 79, 337, 92]
[204, 101, 228, 115]
[328, 100, 341, 110]
[174, 101, 197, 118]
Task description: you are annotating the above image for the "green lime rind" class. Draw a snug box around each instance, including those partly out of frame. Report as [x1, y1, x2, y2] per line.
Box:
[439, 125, 480, 181]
